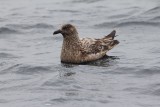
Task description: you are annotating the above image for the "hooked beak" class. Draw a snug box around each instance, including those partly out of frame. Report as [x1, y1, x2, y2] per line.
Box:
[53, 29, 62, 35]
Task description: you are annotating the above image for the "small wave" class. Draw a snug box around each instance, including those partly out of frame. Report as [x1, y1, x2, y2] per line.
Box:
[1, 64, 53, 75]
[136, 67, 160, 76]
[116, 21, 160, 27]
[151, 88, 160, 96]
[0, 64, 21, 74]
[150, 16, 160, 21]
[69, 19, 86, 23]
[56, 10, 79, 13]
[0, 53, 18, 59]
[108, 8, 140, 19]
[144, 6, 160, 15]
[1, 23, 54, 34]
[0, 18, 6, 22]
[94, 21, 160, 28]
[11, 7, 25, 11]
[5, 24, 28, 29]
[6, 23, 54, 30]
[51, 98, 68, 103]
[49, 9, 80, 14]
[108, 14, 129, 19]
[150, 83, 160, 96]
[50, 97, 107, 104]
[25, 23, 54, 29]
[0, 27, 19, 34]
[15, 65, 52, 75]
[0, 99, 8, 103]
[72, 0, 103, 3]
[94, 22, 117, 28]
[140, 83, 160, 96]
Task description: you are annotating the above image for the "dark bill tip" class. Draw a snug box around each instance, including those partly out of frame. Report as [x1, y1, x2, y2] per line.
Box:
[53, 29, 62, 35]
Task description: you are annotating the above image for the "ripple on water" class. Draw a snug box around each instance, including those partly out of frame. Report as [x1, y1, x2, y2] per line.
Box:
[94, 22, 117, 28]
[116, 21, 160, 27]
[42, 77, 77, 88]
[0, 18, 6, 22]
[6, 23, 54, 30]
[0, 99, 8, 103]
[0, 23, 54, 35]
[150, 16, 160, 21]
[49, 9, 80, 13]
[24, 23, 54, 29]
[94, 21, 160, 28]
[136, 83, 160, 96]
[144, 6, 160, 15]
[15, 65, 53, 75]
[0, 53, 18, 59]
[0, 27, 20, 34]
[72, 0, 103, 3]
[50, 97, 109, 105]
[51, 98, 68, 103]
[135, 67, 160, 76]
[150, 83, 160, 96]
[1, 64, 53, 75]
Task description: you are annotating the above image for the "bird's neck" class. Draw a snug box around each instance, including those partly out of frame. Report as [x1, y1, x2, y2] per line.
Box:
[61, 34, 81, 62]
[63, 34, 80, 45]
[62, 33, 81, 54]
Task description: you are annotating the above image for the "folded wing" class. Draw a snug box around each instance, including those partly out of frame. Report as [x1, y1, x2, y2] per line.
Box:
[80, 30, 119, 58]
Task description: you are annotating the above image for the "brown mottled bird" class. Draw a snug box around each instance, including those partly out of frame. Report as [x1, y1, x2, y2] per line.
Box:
[53, 24, 119, 64]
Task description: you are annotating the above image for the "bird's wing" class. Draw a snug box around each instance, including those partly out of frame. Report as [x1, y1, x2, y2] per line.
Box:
[80, 38, 107, 54]
[80, 30, 119, 55]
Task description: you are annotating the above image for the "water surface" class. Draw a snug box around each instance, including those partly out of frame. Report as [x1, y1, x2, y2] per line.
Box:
[0, 0, 160, 107]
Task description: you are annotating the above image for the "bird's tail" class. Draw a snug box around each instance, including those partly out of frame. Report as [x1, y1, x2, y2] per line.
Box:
[107, 40, 119, 51]
[103, 30, 119, 51]
[104, 30, 116, 40]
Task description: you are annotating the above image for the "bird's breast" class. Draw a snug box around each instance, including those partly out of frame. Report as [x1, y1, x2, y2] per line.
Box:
[60, 43, 82, 63]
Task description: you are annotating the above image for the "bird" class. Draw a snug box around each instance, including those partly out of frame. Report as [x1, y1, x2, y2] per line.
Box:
[53, 24, 119, 64]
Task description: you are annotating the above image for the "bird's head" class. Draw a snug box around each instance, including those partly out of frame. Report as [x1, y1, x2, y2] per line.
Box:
[53, 24, 78, 37]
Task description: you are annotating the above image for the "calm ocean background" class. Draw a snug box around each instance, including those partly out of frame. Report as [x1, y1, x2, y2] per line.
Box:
[0, 0, 160, 107]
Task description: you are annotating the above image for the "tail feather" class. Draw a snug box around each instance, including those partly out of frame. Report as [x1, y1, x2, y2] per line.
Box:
[108, 40, 119, 50]
[112, 40, 119, 46]
[104, 30, 116, 40]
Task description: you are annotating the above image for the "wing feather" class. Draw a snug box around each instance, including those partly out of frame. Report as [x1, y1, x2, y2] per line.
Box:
[80, 30, 119, 56]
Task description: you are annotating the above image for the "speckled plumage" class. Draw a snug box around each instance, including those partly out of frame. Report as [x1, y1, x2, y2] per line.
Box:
[53, 24, 119, 63]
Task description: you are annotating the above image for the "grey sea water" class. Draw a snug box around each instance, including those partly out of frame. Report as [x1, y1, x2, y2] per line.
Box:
[0, 0, 160, 107]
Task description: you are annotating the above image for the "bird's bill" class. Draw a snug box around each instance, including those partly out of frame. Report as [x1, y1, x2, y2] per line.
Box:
[53, 29, 62, 35]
